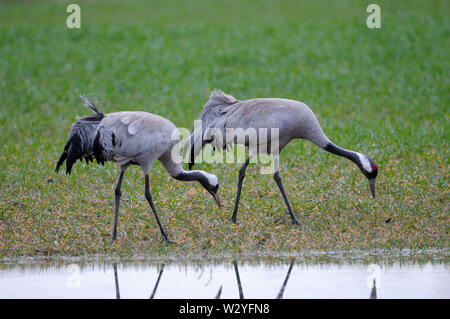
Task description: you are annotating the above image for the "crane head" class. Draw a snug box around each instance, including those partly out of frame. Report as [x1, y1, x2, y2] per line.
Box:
[198, 172, 222, 209]
[356, 154, 378, 199]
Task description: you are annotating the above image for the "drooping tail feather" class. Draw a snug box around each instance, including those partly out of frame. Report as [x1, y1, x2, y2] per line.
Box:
[55, 95, 104, 174]
[55, 150, 67, 173]
[80, 94, 104, 117]
[55, 133, 84, 174]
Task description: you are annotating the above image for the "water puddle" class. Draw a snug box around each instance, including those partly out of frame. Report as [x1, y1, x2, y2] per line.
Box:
[0, 258, 448, 298]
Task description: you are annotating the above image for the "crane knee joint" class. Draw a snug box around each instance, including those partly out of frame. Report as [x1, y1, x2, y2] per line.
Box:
[273, 172, 281, 182]
[238, 166, 247, 178]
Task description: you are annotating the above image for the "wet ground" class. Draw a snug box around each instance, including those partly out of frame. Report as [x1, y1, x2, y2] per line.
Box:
[0, 254, 448, 298]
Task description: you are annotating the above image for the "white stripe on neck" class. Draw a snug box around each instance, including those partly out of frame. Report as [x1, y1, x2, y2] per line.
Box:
[195, 170, 218, 186]
[355, 152, 372, 172]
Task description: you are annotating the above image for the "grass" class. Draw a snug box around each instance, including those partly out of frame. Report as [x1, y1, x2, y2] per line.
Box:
[0, 0, 448, 258]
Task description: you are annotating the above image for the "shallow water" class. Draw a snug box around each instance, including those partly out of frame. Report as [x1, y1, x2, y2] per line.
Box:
[0, 259, 448, 298]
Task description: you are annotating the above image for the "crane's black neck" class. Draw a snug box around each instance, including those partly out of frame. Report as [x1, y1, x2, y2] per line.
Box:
[323, 143, 359, 166]
[174, 170, 204, 183]
[173, 170, 218, 194]
[323, 142, 378, 180]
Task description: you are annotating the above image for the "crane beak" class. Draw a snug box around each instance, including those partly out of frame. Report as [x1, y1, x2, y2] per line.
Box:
[213, 192, 222, 210]
[369, 178, 376, 199]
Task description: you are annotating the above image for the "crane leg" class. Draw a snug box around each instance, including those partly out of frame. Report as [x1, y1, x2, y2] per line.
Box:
[273, 171, 299, 225]
[144, 175, 174, 244]
[231, 157, 250, 224]
[233, 260, 244, 299]
[276, 258, 295, 299]
[113, 263, 120, 299]
[112, 170, 125, 241]
[149, 264, 165, 299]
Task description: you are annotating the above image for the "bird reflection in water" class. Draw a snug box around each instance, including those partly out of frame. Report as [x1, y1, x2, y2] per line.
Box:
[111, 259, 381, 299]
[113, 263, 165, 299]
[370, 278, 377, 299]
[230, 259, 295, 299]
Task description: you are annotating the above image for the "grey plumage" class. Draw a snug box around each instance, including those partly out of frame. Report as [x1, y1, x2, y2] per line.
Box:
[187, 89, 238, 164]
[198, 89, 239, 132]
[185, 90, 332, 165]
[185, 90, 378, 224]
[56, 96, 221, 243]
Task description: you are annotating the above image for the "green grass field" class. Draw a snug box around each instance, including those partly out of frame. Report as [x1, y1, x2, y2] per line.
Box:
[0, 0, 448, 258]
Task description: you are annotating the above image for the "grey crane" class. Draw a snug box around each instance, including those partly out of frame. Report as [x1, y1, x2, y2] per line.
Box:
[185, 90, 378, 224]
[55, 96, 221, 243]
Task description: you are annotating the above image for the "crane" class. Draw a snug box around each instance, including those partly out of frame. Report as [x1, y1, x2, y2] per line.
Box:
[56, 95, 221, 243]
[185, 89, 378, 224]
